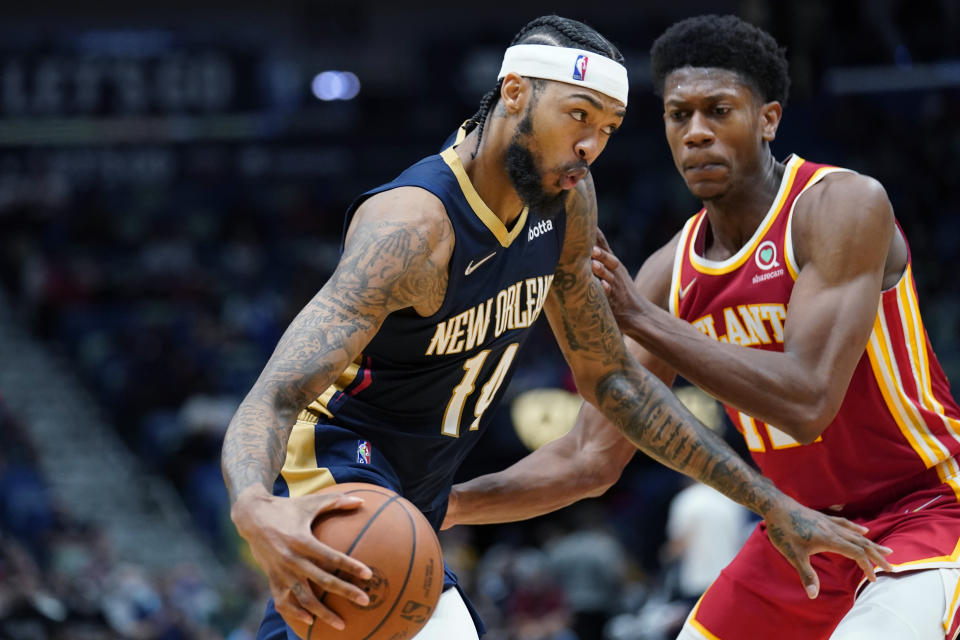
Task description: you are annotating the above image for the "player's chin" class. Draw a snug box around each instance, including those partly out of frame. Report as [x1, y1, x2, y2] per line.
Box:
[687, 179, 728, 200]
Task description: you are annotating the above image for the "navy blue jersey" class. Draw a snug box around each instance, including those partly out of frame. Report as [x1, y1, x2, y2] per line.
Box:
[275, 142, 567, 531]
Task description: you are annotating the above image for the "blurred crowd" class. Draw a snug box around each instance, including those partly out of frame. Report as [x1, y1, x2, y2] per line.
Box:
[2, 2, 959, 638]
[0, 395, 270, 639]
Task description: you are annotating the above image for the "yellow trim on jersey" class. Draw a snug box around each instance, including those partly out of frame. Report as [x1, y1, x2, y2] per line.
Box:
[669, 215, 698, 317]
[281, 421, 336, 497]
[947, 574, 960, 634]
[891, 266, 960, 499]
[782, 166, 851, 281]
[866, 279, 952, 470]
[893, 535, 960, 569]
[856, 532, 960, 597]
[738, 412, 765, 452]
[300, 359, 363, 422]
[898, 265, 960, 438]
[688, 156, 802, 276]
[688, 595, 724, 640]
[282, 358, 366, 496]
[454, 121, 470, 145]
[439, 146, 529, 248]
[940, 457, 960, 504]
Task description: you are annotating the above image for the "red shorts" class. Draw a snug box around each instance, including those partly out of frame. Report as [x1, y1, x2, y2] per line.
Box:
[687, 484, 960, 640]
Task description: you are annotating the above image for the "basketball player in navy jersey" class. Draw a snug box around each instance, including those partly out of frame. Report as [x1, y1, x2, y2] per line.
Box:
[446, 14, 960, 640]
[221, 15, 891, 639]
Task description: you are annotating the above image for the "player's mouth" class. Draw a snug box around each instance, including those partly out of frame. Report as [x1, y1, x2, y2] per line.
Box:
[684, 157, 727, 175]
[560, 167, 589, 189]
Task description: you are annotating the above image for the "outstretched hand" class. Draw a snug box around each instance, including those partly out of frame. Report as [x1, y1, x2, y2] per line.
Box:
[764, 498, 894, 598]
[592, 228, 644, 323]
[231, 488, 374, 631]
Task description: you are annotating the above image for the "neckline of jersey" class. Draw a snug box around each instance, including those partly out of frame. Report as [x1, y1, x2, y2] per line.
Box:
[688, 154, 803, 275]
[440, 146, 529, 248]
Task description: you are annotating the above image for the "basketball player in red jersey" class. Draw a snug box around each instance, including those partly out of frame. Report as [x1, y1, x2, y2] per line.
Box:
[445, 14, 960, 640]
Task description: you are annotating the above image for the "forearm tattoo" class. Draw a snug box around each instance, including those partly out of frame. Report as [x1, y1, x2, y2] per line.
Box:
[221, 213, 451, 504]
[594, 367, 776, 515]
[552, 178, 777, 517]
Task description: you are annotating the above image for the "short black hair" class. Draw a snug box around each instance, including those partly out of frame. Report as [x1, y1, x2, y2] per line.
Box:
[468, 15, 624, 149]
[650, 14, 790, 105]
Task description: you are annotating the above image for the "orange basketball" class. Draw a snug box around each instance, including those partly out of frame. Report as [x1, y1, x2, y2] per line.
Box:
[290, 483, 444, 640]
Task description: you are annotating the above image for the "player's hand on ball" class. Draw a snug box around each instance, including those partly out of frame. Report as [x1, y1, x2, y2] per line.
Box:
[763, 498, 893, 599]
[231, 486, 373, 631]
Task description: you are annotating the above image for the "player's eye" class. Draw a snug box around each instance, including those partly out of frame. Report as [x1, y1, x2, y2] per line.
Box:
[571, 110, 586, 122]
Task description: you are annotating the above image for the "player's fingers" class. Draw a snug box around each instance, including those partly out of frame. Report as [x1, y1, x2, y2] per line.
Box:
[817, 528, 890, 583]
[293, 555, 371, 606]
[592, 258, 610, 280]
[848, 537, 894, 573]
[841, 533, 893, 574]
[276, 598, 321, 630]
[833, 538, 877, 583]
[874, 550, 894, 572]
[793, 555, 820, 599]
[310, 494, 364, 514]
[825, 518, 894, 569]
[826, 515, 870, 535]
[268, 570, 334, 630]
[279, 584, 345, 632]
[291, 533, 372, 582]
[780, 546, 820, 599]
[591, 244, 620, 272]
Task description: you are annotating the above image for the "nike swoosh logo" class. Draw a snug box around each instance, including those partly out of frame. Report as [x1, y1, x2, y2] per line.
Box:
[678, 277, 697, 300]
[465, 252, 496, 276]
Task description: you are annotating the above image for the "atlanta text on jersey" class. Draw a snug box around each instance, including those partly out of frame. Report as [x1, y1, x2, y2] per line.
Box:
[691, 303, 787, 346]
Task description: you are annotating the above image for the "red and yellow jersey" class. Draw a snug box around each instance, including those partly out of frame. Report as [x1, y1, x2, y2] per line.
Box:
[669, 154, 960, 516]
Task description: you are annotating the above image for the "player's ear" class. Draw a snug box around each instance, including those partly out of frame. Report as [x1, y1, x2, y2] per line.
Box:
[500, 73, 527, 115]
[760, 101, 782, 142]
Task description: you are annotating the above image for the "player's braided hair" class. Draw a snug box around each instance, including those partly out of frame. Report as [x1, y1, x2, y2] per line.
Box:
[650, 14, 790, 105]
[466, 15, 624, 151]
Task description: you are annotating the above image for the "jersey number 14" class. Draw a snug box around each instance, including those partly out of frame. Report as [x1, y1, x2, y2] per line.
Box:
[441, 343, 519, 437]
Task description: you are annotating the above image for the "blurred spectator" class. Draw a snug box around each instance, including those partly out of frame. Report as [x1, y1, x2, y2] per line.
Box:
[545, 504, 628, 640]
[662, 480, 751, 606]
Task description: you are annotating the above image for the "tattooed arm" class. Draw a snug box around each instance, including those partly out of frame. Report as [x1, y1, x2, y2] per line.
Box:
[221, 186, 453, 631]
[454, 175, 891, 598]
[444, 236, 678, 527]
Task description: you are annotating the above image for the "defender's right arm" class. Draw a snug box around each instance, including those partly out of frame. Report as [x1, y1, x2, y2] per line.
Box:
[222, 187, 453, 631]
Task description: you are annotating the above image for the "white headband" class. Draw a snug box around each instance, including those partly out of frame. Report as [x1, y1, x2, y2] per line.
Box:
[497, 44, 629, 106]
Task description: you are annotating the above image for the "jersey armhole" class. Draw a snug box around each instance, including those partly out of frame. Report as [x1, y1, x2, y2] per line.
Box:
[669, 215, 698, 316]
[784, 167, 854, 280]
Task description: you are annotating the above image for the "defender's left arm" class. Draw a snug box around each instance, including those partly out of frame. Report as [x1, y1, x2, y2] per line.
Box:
[544, 174, 892, 597]
[594, 173, 896, 444]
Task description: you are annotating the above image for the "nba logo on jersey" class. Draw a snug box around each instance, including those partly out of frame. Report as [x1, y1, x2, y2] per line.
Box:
[357, 440, 371, 464]
[573, 55, 588, 81]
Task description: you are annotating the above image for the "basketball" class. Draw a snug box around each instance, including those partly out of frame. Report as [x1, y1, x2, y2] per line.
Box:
[289, 483, 444, 640]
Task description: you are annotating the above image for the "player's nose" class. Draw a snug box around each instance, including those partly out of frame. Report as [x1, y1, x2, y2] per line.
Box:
[575, 133, 603, 164]
[683, 111, 714, 147]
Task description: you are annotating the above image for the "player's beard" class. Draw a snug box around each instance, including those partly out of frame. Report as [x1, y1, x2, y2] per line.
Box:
[505, 110, 567, 220]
